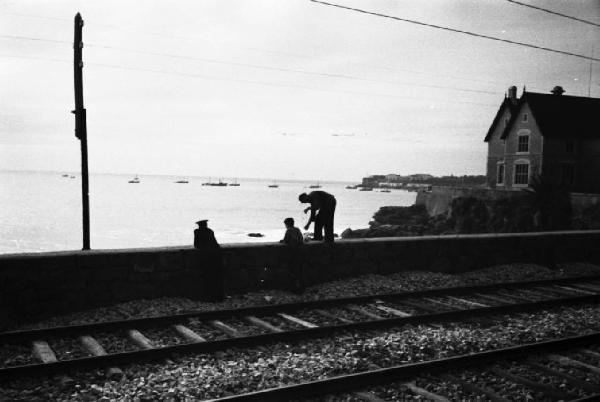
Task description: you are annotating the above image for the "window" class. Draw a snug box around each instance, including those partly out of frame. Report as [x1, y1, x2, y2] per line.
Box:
[522, 113, 528, 122]
[566, 140, 574, 153]
[517, 135, 529, 153]
[497, 164, 505, 185]
[560, 163, 575, 185]
[514, 163, 529, 185]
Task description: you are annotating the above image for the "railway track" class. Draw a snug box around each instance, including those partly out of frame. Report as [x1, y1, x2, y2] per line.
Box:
[209, 331, 600, 401]
[2, 274, 600, 380]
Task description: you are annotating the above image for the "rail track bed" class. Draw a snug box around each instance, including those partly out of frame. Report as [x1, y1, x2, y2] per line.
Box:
[2, 274, 600, 380]
[212, 332, 600, 401]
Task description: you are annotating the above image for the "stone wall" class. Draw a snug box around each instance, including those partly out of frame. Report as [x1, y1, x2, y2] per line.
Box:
[416, 186, 600, 217]
[1, 231, 600, 325]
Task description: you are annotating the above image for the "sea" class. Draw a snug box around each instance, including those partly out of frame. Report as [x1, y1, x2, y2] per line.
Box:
[0, 170, 416, 254]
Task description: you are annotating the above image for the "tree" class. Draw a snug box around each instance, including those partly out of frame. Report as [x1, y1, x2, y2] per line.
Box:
[523, 174, 572, 231]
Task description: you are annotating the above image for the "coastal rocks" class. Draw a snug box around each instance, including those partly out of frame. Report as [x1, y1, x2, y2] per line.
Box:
[343, 193, 597, 239]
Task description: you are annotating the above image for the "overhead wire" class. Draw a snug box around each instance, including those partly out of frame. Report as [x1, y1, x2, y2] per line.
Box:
[309, 0, 600, 62]
[1, 10, 510, 88]
[506, 0, 600, 28]
[0, 53, 498, 107]
[0, 33, 500, 96]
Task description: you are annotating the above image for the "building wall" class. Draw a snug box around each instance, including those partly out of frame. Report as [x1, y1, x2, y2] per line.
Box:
[578, 139, 600, 194]
[501, 103, 543, 189]
[2, 232, 600, 326]
[486, 106, 512, 188]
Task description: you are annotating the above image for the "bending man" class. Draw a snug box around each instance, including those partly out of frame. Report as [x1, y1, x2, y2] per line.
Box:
[299, 191, 337, 242]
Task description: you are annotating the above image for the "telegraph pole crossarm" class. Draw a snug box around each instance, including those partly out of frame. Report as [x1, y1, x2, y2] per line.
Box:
[73, 12, 90, 250]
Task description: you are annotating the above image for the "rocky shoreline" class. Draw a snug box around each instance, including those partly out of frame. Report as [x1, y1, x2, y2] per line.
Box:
[342, 194, 600, 239]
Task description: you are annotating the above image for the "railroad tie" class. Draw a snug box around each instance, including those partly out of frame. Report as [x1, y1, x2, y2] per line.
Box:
[31, 340, 73, 385]
[546, 354, 600, 376]
[547, 285, 585, 296]
[570, 283, 600, 293]
[352, 391, 388, 402]
[402, 381, 451, 402]
[446, 296, 489, 308]
[372, 302, 412, 318]
[555, 285, 596, 295]
[314, 309, 354, 324]
[397, 299, 437, 313]
[208, 320, 241, 337]
[524, 360, 600, 393]
[171, 325, 206, 343]
[494, 291, 533, 303]
[126, 329, 154, 350]
[577, 348, 600, 360]
[473, 293, 513, 305]
[489, 365, 572, 400]
[422, 297, 455, 309]
[533, 286, 570, 298]
[345, 305, 384, 320]
[244, 316, 283, 333]
[277, 313, 318, 328]
[440, 374, 509, 402]
[79, 335, 123, 380]
[32, 340, 58, 363]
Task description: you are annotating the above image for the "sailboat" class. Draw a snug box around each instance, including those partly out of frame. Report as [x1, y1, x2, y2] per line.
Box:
[309, 181, 322, 189]
[229, 179, 240, 187]
[268, 180, 279, 188]
[174, 178, 189, 183]
[128, 175, 140, 184]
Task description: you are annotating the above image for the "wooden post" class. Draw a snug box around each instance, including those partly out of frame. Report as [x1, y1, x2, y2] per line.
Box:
[73, 12, 90, 250]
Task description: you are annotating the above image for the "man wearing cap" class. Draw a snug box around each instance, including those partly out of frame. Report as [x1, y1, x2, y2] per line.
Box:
[299, 191, 337, 242]
[193, 219, 224, 302]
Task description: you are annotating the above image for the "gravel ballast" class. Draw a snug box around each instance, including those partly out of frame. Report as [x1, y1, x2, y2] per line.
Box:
[1, 262, 600, 401]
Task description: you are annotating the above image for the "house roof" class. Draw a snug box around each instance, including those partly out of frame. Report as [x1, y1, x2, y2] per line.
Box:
[499, 91, 600, 140]
[483, 97, 516, 142]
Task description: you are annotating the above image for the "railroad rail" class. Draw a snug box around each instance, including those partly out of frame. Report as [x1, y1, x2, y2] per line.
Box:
[209, 331, 600, 401]
[2, 274, 600, 379]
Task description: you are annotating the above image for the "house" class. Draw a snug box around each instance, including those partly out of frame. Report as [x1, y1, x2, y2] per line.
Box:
[484, 86, 600, 193]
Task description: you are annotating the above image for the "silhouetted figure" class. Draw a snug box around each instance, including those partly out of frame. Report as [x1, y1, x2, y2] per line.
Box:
[280, 217, 305, 294]
[193, 219, 224, 302]
[299, 191, 337, 242]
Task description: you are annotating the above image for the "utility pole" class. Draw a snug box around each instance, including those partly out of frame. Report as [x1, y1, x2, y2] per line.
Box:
[73, 12, 90, 250]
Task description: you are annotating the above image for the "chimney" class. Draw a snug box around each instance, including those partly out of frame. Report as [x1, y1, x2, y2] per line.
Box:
[507, 85, 518, 104]
[551, 86, 565, 96]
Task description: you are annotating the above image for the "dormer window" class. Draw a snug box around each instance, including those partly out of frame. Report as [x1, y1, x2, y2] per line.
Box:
[522, 113, 528, 122]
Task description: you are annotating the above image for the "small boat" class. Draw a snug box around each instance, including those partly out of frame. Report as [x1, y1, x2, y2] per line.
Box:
[69, 175, 76, 179]
[268, 181, 279, 188]
[175, 179, 189, 184]
[345, 185, 358, 189]
[229, 179, 240, 187]
[359, 187, 373, 191]
[309, 182, 321, 189]
[211, 179, 227, 186]
[61, 174, 69, 177]
[380, 189, 391, 193]
[128, 175, 140, 184]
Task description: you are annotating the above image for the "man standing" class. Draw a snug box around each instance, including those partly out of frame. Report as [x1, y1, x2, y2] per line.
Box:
[299, 191, 337, 242]
[193, 219, 224, 302]
[280, 217, 305, 293]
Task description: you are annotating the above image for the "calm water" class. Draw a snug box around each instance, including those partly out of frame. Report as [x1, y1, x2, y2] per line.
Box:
[0, 171, 416, 254]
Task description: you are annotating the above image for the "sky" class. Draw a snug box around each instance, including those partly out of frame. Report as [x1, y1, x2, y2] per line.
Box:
[0, 0, 598, 182]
